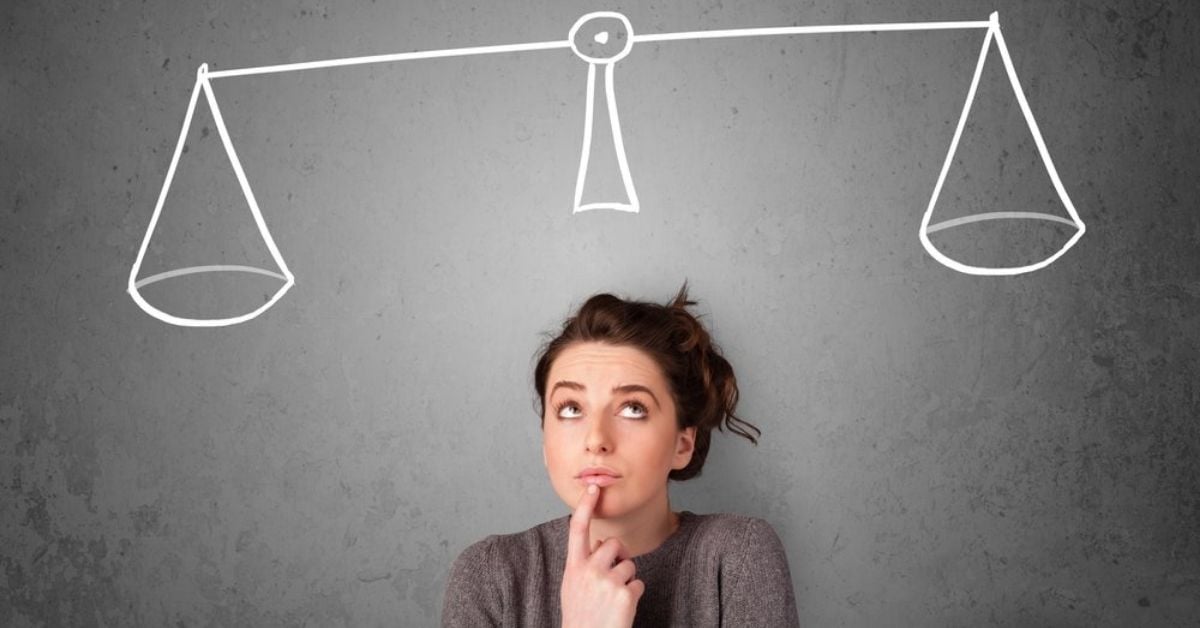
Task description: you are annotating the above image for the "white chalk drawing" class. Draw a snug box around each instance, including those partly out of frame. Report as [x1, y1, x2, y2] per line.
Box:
[130, 11, 1086, 326]
[918, 17, 1085, 275]
[129, 63, 295, 327]
[571, 12, 639, 213]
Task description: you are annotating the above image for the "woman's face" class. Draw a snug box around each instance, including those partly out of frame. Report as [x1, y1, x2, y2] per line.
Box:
[542, 341, 696, 519]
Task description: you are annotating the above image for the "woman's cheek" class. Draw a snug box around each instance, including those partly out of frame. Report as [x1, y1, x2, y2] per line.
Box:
[545, 441, 569, 483]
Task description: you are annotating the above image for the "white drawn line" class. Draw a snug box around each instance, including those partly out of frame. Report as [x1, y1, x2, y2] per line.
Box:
[129, 67, 205, 308]
[606, 61, 639, 214]
[991, 19, 1085, 232]
[576, 202, 639, 213]
[573, 61, 598, 214]
[203, 20, 993, 80]
[570, 12, 639, 213]
[925, 211, 1079, 234]
[134, 265, 290, 289]
[569, 11, 634, 64]
[199, 66, 295, 292]
[133, 11, 1086, 325]
[632, 20, 991, 44]
[572, 61, 640, 214]
[128, 64, 295, 327]
[205, 40, 573, 79]
[919, 12, 1085, 276]
[920, 19, 994, 248]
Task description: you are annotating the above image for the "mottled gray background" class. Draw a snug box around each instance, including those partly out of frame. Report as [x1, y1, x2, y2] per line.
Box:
[2, 0, 1197, 625]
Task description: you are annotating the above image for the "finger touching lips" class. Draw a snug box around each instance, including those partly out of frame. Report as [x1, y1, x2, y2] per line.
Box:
[567, 484, 600, 562]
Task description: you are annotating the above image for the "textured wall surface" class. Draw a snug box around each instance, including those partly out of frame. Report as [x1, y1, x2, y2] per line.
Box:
[2, 0, 1198, 625]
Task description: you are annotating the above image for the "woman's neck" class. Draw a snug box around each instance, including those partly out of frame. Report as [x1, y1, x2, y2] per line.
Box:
[589, 499, 680, 558]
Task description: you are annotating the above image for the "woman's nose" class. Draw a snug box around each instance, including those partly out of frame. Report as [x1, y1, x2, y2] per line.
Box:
[585, 418, 612, 453]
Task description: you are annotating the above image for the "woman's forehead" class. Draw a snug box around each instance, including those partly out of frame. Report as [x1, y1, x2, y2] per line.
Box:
[549, 342, 665, 384]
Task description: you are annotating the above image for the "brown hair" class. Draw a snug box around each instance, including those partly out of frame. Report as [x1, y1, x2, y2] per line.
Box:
[532, 281, 761, 481]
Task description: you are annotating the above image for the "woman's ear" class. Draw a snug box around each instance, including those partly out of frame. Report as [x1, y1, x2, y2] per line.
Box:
[673, 426, 697, 468]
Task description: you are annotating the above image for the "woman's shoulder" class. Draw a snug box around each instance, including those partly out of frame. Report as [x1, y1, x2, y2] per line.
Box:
[444, 520, 565, 624]
[686, 510, 778, 533]
[683, 512, 800, 625]
[449, 516, 567, 575]
[682, 511, 789, 558]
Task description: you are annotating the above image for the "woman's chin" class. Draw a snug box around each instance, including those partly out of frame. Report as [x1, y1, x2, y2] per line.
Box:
[590, 493, 623, 519]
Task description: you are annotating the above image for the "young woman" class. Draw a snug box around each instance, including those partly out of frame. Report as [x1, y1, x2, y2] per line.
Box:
[442, 283, 800, 627]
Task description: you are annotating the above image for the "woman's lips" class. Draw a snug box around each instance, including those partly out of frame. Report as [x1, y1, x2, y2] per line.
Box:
[579, 475, 619, 487]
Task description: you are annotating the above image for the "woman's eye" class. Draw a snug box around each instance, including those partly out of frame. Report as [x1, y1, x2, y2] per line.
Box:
[556, 402, 582, 419]
[619, 403, 648, 417]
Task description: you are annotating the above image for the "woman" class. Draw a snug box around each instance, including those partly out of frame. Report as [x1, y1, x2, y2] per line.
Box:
[442, 283, 800, 627]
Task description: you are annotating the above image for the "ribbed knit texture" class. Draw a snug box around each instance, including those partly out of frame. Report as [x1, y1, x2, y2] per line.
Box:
[441, 510, 800, 627]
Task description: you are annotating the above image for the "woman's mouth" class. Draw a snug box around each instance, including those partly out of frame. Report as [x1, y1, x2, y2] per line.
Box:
[578, 475, 619, 487]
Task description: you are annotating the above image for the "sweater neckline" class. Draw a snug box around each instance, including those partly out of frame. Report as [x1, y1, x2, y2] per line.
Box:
[557, 510, 698, 573]
[633, 510, 696, 570]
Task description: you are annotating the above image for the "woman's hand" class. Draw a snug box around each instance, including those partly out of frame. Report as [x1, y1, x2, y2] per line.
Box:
[560, 484, 644, 628]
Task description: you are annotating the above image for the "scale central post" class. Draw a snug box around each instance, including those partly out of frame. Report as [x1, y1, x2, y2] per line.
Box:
[569, 11, 639, 213]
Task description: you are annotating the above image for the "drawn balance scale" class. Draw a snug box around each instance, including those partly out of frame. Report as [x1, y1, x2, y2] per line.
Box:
[128, 11, 1087, 327]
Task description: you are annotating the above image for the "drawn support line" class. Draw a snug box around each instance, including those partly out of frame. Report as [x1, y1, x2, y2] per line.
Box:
[189, 12, 1000, 220]
[918, 12, 1086, 276]
[203, 40, 573, 79]
[127, 63, 295, 327]
[631, 19, 992, 43]
[571, 11, 639, 213]
[134, 265, 290, 288]
[202, 19, 993, 80]
[926, 211, 1079, 234]
[573, 62, 640, 213]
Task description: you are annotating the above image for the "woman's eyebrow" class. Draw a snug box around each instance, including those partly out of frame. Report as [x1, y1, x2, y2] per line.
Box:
[614, 386, 662, 410]
[550, 380, 586, 395]
[550, 381, 660, 409]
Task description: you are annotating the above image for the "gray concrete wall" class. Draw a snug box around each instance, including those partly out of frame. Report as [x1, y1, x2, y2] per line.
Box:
[2, 0, 1197, 625]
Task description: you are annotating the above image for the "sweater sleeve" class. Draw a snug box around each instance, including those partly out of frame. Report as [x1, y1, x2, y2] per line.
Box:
[441, 536, 505, 627]
[720, 517, 801, 627]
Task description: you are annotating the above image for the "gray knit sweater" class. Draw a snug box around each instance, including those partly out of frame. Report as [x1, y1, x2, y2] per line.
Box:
[441, 510, 800, 627]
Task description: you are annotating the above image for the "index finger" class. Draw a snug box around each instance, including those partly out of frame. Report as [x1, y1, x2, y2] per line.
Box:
[566, 484, 600, 564]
